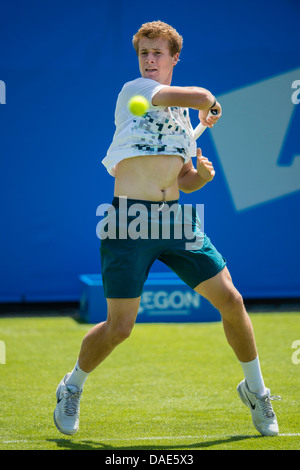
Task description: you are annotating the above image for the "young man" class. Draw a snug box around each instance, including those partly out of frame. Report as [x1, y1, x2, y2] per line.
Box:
[54, 21, 280, 437]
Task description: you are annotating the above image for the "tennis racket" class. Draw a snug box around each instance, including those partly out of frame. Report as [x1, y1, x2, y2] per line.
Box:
[193, 109, 218, 140]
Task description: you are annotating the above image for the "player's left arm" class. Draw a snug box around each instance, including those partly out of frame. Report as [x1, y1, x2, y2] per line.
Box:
[178, 148, 215, 193]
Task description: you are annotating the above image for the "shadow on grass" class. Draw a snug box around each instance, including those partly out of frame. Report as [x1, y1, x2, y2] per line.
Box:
[47, 434, 262, 450]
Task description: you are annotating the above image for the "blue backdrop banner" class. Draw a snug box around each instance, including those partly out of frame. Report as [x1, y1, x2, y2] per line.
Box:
[0, 0, 299, 302]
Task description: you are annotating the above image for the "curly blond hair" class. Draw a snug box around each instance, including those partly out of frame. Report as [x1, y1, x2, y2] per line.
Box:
[132, 21, 183, 56]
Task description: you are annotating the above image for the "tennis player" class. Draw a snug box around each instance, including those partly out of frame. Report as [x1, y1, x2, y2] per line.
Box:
[54, 21, 280, 437]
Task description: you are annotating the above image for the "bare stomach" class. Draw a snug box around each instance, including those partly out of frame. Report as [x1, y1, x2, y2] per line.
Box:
[114, 155, 184, 201]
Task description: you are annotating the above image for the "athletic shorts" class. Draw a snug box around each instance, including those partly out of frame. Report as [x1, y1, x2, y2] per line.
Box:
[99, 197, 226, 298]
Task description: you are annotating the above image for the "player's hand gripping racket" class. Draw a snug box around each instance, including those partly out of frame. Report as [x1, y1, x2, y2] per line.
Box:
[193, 109, 218, 140]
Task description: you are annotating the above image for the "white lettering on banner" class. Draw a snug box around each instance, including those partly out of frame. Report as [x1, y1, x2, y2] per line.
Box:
[138, 290, 200, 314]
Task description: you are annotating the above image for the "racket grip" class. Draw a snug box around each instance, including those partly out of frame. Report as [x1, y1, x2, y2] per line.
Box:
[193, 108, 218, 140]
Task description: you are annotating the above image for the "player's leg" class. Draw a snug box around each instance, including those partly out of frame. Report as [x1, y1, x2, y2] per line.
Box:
[194, 266, 257, 362]
[159, 206, 280, 436]
[53, 297, 140, 435]
[194, 267, 266, 393]
[194, 267, 280, 436]
[160, 206, 260, 374]
[78, 297, 141, 373]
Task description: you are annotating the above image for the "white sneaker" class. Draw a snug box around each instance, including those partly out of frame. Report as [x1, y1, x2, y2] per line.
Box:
[237, 379, 281, 436]
[53, 373, 82, 435]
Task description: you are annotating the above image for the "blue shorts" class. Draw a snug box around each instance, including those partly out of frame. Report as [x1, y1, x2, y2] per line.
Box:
[100, 197, 226, 298]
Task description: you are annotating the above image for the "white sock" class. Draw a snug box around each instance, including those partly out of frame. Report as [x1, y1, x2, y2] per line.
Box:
[240, 356, 267, 397]
[65, 360, 89, 390]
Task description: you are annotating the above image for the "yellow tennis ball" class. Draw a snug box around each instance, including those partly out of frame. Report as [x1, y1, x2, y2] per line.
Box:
[128, 95, 149, 116]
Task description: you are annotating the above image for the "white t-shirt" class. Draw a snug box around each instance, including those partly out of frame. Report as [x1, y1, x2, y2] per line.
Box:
[102, 77, 197, 176]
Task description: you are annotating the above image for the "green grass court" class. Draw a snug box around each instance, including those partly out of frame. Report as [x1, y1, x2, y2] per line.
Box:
[0, 312, 299, 450]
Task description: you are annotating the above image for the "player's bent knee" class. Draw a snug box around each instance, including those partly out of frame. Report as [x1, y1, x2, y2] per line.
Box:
[106, 299, 140, 345]
[219, 290, 244, 320]
[109, 321, 134, 345]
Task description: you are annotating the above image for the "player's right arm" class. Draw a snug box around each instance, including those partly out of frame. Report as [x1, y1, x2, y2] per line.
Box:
[152, 86, 221, 126]
[152, 86, 214, 109]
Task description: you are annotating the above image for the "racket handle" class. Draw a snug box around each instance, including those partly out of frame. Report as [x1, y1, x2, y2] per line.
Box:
[193, 108, 218, 140]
